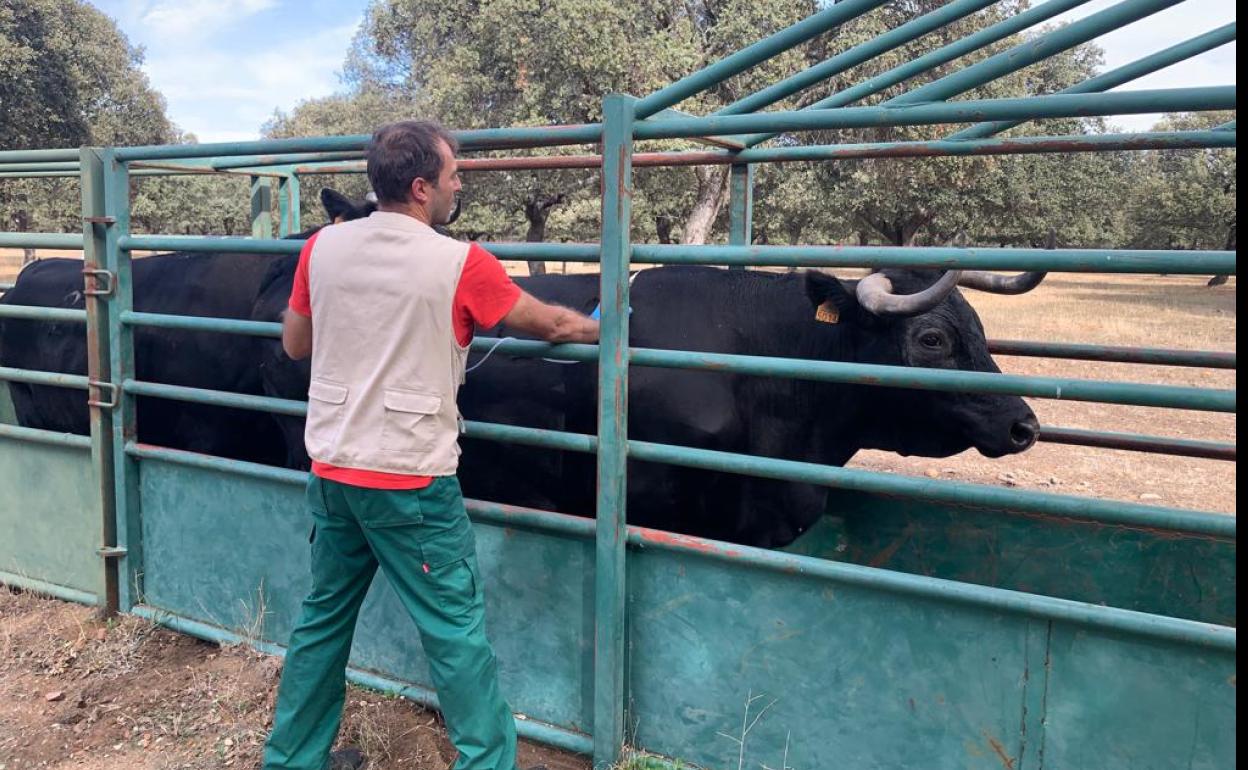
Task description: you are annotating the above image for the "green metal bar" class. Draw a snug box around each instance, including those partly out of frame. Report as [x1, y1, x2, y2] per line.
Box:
[629, 243, 1237, 273]
[0, 423, 93, 449]
[627, 526, 1234, 651]
[210, 151, 364, 170]
[946, 22, 1238, 140]
[81, 147, 120, 615]
[1215, 119, 1236, 131]
[890, 0, 1186, 106]
[1038, 426, 1235, 461]
[718, 0, 1000, 116]
[633, 0, 890, 119]
[0, 282, 14, 291]
[593, 92, 635, 770]
[740, 0, 1099, 147]
[0, 569, 100, 606]
[987, 340, 1236, 368]
[0, 148, 81, 163]
[279, 174, 301, 236]
[120, 235, 302, 254]
[120, 442, 1233, 651]
[0, 162, 80, 172]
[727, 163, 753, 259]
[250, 176, 273, 239]
[0, 233, 84, 249]
[123, 310, 280, 337]
[113, 125, 604, 162]
[122, 380, 307, 416]
[0, 366, 89, 389]
[102, 151, 142, 613]
[0, 305, 87, 323]
[633, 87, 1238, 141]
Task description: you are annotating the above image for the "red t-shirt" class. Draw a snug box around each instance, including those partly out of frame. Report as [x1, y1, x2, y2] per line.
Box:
[288, 231, 521, 489]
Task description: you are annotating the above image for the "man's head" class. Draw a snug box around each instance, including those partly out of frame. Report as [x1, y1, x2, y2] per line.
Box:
[366, 120, 461, 226]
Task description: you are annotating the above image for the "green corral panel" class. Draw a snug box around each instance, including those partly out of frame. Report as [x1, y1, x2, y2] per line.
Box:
[137, 458, 595, 733]
[1040, 626, 1236, 769]
[0, 436, 100, 599]
[0, 384, 16, 425]
[801, 492, 1236, 626]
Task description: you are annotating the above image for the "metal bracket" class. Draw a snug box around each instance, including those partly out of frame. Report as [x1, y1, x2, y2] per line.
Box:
[83, 268, 115, 297]
[87, 380, 118, 409]
[97, 546, 127, 559]
[83, 216, 117, 225]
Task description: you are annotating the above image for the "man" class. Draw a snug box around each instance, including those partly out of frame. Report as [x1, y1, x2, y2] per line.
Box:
[262, 120, 599, 770]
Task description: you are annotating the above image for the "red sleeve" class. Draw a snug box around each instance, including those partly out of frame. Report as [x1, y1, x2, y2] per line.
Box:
[453, 243, 521, 345]
[287, 231, 320, 317]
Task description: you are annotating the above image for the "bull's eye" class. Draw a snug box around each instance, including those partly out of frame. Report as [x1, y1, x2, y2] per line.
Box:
[920, 332, 945, 349]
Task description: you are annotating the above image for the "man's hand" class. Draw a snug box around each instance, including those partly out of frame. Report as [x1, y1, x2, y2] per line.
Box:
[282, 309, 313, 360]
[501, 291, 599, 344]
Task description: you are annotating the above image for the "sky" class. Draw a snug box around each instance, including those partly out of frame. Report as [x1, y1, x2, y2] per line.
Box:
[88, 0, 1236, 143]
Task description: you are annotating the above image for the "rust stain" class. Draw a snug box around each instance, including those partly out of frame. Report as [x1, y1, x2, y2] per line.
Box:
[636, 526, 744, 558]
[983, 732, 1017, 770]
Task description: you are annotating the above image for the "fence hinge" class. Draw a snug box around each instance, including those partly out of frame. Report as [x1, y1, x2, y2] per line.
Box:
[83, 216, 117, 225]
[87, 380, 118, 410]
[82, 268, 115, 297]
[97, 546, 127, 559]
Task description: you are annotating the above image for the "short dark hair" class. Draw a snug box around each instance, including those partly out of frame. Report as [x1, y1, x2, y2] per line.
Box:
[366, 120, 458, 205]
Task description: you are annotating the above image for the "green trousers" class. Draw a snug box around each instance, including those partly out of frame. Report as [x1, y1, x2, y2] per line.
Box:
[262, 475, 517, 770]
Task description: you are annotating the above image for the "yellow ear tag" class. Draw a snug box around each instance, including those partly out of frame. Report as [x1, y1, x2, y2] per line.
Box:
[815, 302, 840, 324]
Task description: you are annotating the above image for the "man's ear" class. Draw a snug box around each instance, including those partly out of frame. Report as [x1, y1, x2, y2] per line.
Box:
[804, 270, 862, 325]
[320, 188, 354, 223]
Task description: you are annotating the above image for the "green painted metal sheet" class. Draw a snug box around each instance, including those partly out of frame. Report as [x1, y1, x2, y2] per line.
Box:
[135, 458, 595, 733]
[0, 383, 15, 425]
[788, 493, 1236, 627]
[0, 436, 101, 599]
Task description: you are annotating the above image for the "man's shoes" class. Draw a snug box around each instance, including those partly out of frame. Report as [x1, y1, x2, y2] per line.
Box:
[328, 747, 368, 770]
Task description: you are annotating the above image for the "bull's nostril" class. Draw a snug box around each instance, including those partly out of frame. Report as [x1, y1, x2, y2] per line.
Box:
[1010, 418, 1039, 448]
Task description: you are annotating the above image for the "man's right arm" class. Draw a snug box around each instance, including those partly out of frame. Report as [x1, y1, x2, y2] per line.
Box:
[501, 291, 599, 344]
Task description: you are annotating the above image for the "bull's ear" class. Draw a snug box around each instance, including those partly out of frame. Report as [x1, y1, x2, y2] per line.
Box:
[320, 188, 354, 223]
[804, 270, 860, 323]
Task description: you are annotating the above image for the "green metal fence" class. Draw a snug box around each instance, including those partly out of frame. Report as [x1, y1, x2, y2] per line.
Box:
[0, 3, 1237, 768]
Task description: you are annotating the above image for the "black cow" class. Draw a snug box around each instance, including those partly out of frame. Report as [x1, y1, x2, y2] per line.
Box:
[252, 263, 1041, 548]
[0, 189, 375, 462]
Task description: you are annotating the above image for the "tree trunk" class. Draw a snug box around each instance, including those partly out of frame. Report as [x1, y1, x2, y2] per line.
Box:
[14, 210, 36, 265]
[655, 215, 674, 244]
[523, 192, 565, 277]
[1207, 225, 1235, 286]
[681, 166, 730, 245]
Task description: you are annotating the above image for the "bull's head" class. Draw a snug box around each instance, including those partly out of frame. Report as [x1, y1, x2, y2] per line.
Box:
[803, 241, 1050, 459]
[321, 188, 462, 234]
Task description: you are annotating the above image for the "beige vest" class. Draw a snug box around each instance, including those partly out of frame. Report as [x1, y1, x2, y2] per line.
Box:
[304, 211, 469, 476]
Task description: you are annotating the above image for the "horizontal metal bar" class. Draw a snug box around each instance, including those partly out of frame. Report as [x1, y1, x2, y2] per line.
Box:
[634, 87, 1237, 141]
[127, 604, 594, 756]
[123, 311, 280, 337]
[0, 148, 81, 163]
[114, 124, 605, 162]
[0, 282, 14, 291]
[127, 441, 306, 484]
[123, 439, 1233, 650]
[209, 151, 364, 170]
[122, 380, 306, 415]
[948, 22, 1237, 140]
[0, 570, 99, 606]
[0, 233, 85, 250]
[634, 0, 890, 119]
[0, 423, 93, 449]
[629, 243, 1237, 273]
[0, 162, 80, 173]
[719, 0, 1000, 116]
[988, 339, 1235, 368]
[628, 527, 1234, 651]
[1039, 426, 1235, 461]
[119, 235, 302, 254]
[0, 366, 89, 389]
[0, 305, 88, 323]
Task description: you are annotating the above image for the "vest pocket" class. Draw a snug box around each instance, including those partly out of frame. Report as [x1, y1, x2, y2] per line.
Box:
[380, 388, 443, 452]
[306, 379, 349, 448]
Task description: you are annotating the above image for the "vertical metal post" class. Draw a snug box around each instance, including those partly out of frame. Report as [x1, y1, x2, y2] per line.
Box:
[80, 148, 118, 615]
[594, 92, 635, 770]
[278, 172, 301, 237]
[728, 162, 754, 269]
[250, 175, 273, 239]
[103, 154, 143, 611]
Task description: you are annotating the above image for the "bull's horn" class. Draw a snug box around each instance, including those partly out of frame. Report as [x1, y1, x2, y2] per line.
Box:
[856, 270, 963, 317]
[957, 270, 1047, 294]
[447, 197, 462, 224]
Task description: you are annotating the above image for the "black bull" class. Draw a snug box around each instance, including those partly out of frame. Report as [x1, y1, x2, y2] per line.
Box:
[1, 203, 1040, 549]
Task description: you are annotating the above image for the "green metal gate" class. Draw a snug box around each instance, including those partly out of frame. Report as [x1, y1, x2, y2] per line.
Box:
[0, 2, 1237, 768]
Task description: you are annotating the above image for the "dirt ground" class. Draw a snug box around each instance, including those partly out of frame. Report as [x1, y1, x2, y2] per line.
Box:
[0, 588, 590, 770]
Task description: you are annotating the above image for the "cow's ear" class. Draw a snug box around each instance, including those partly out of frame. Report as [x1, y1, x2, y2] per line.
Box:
[804, 270, 860, 324]
[320, 188, 353, 223]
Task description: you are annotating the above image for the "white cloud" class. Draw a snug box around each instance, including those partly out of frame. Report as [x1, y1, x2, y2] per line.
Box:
[138, 0, 278, 39]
